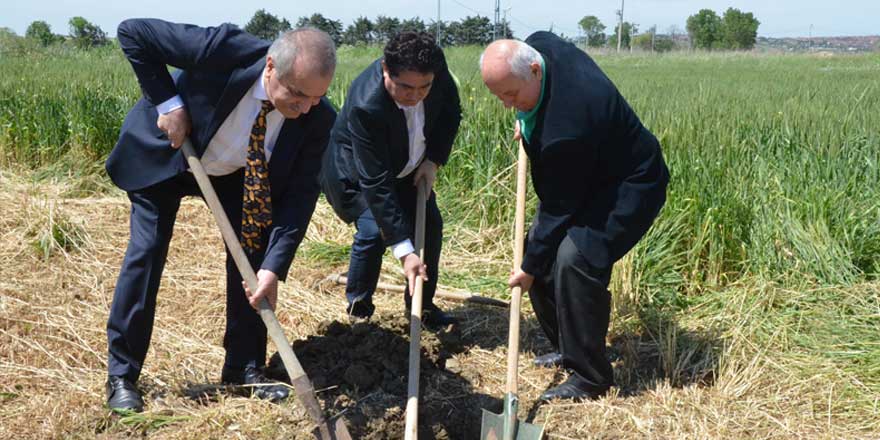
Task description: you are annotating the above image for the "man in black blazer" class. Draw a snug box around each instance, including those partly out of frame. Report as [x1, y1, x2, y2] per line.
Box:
[104, 18, 337, 412]
[321, 32, 461, 327]
[480, 32, 669, 401]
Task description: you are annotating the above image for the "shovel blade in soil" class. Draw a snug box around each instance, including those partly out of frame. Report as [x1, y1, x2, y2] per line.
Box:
[480, 410, 544, 440]
[480, 394, 543, 440]
[311, 416, 353, 440]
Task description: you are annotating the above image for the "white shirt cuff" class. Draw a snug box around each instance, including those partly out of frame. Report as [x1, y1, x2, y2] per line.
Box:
[156, 95, 184, 114]
[391, 239, 415, 260]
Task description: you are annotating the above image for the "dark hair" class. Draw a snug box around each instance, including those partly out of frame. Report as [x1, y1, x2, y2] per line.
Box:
[383, 31, 443, 77]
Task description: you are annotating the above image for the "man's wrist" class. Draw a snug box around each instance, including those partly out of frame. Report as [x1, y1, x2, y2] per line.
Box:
[391, 239, 415, 260]
[156, 95, 184, 115]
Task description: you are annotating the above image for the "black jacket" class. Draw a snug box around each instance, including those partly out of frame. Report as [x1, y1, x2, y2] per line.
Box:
[521, 31, 669, 277]
[106, 18, 336, 280]
[321, 58, 461, 245]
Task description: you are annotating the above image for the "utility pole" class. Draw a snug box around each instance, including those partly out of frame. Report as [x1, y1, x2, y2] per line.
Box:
[503, 7, 512, 38]
[652, 25, 656, 52]
[617, 0, 625, 52]
[809, 24, 814, 51]
[436, 0, 441, 45]
[493, 0, 501, 40]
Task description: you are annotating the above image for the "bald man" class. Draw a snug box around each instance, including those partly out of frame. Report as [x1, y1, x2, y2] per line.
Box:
[105, 19, 337, 412]
[481, 32, 669, 401]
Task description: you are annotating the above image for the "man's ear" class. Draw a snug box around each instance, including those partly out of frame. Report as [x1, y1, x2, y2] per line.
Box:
[531, 61, 542, 79]
[266, 55, 275, 74]
[381, 59, 389, 78]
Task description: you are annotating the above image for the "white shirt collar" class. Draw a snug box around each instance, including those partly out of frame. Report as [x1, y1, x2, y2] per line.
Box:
[395, 100, 423, 111]
[253, 68, 269, 101]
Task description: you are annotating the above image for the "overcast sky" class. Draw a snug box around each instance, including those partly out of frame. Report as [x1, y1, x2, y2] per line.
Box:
[3, 0, 878, 39]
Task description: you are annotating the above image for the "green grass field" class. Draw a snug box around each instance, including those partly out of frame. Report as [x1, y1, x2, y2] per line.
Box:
[1, 43, 878, 438]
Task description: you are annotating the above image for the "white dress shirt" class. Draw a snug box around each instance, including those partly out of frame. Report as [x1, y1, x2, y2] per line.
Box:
[157, 69, 283, 176]
[396, 100, 427, 178]
[389, 100, 427, 259]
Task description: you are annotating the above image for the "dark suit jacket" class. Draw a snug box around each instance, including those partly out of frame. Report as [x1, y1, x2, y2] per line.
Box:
[521, 31, 669, 277]
[105, 18, 336, 281]
[321, 58, 461, 245]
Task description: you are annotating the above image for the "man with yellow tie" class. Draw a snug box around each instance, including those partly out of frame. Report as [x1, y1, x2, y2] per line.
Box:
[103, 18, 337, 412]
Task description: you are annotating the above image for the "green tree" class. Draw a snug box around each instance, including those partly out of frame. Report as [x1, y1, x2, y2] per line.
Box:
[244, 9, 291, 40]
[26, 20, 61, 46]
[686, 9, 722, 50]
[429, 20, 454, 46]
[68, 16, 107, 49]
[400, 17, 427, 33]
[720, 8, 760, 50]
[578, 15, 606, 47]
[296, 13, 343, 46]
[632, 26, 656, 51]
[608, 22, 637, 49]
[342, 16, 374, 45]
[374, 16, 401, 43]
[450, 15, 492, 45]
[654, 36, 675, 52]
[497, 20, 514, 39]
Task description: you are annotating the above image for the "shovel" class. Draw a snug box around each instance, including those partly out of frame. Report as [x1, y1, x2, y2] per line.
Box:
[480, 141, 544, 440]
[180, 140, 352, 440]
[404, 180, 429, 440]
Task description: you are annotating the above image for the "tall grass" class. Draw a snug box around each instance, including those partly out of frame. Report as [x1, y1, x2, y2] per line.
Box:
[2, 46, 879, 293]
[1, 44, 878, 436]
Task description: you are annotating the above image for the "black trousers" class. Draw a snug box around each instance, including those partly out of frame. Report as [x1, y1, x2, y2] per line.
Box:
[106, 169, 268, 382]
[529, 235, 614, 393]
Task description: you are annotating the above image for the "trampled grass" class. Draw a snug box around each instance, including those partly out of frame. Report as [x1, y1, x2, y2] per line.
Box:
[0, 42, 878, 438]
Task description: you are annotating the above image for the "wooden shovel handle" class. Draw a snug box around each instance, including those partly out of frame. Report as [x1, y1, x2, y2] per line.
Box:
[179, 140, 309, 386]
[404, 180, 429, 440]
[506, 141, 528, 394]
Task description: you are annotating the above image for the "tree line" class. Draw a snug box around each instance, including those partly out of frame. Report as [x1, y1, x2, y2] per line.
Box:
[23, 17, 108, 49]
[244, 10, 514, 46]
[10, 7, 758, 51]
[9, 11, 514, 50]
[578, 7, 760, 52]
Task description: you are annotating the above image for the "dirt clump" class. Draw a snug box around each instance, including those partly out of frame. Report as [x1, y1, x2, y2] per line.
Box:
[267, 311, 494, 439]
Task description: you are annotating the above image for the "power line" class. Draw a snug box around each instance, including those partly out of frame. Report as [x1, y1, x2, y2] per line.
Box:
[446, 0, 491, 17]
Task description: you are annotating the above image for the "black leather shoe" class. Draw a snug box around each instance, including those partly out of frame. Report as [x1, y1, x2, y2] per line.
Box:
[421, 303, 458, 331]
[346, 299, 375, 322]
[533, 352, 563, 368]
[106, 376, 144, 413]
[221, 366, 289, 402]
[539, 374, 605, 402]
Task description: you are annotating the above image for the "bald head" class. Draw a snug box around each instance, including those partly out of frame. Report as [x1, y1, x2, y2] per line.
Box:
[480, 39, 544, 112]
[264, 27, 336, 119]
[269, 27, 337, 80]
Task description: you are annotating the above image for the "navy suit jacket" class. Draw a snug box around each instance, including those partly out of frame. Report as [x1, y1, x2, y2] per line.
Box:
[321, 58, 461, 245]
[106, 18, 336, 281]
[521, 32, 669, 277]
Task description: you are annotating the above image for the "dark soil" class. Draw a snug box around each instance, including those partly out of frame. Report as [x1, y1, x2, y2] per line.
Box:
[266, 311, 502, 439]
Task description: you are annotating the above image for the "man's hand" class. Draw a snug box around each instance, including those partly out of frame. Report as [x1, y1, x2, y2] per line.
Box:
[401, 253, 428, 294]
[513, 120, 522, 141]
[242, 269, 279, 310]
[413, 160, 439, 194]
[508, 268, 534, 293]
[157, 107, 191, 149]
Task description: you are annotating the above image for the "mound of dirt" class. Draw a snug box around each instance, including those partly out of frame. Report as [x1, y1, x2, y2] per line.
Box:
[266, 311, 500, 439]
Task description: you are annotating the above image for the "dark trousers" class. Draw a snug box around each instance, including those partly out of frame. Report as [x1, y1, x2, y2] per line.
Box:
[106, 169, 268, 382]
[345, 184, 443, 312]
[529, 235, 614, 393]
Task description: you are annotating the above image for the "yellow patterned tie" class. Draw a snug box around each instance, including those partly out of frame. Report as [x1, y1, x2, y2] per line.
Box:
[241, 100, 274, 254]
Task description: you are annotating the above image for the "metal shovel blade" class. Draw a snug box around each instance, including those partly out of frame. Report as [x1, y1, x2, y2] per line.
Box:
[480, 393, 544, 440]
[311, 416, 353, 440]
